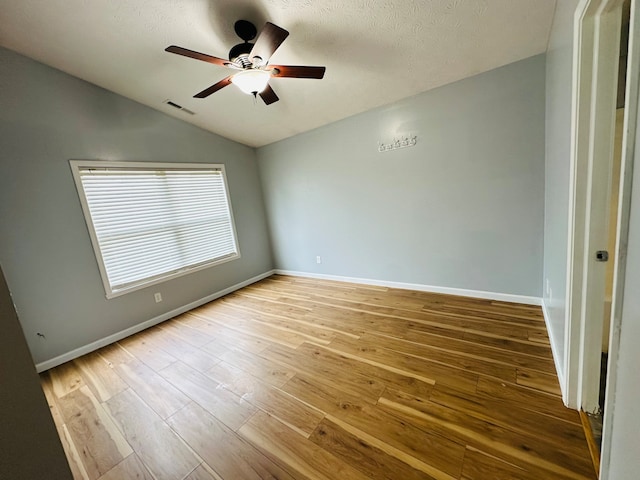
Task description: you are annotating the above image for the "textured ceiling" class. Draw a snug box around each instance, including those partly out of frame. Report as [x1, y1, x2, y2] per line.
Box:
[0, 0, 556, 148]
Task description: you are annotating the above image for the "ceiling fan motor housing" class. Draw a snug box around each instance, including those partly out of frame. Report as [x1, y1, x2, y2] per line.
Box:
[229, 20, 259, 68]
[228, 43, 254, 68]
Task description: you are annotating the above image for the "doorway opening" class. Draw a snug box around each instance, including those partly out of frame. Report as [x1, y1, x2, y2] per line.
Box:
[565, 0, 634, 476]
[586, 11, 629, 448]
[585, 0, 629, 458]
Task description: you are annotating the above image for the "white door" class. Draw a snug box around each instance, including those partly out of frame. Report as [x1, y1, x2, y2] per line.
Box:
[565, 0, 625, 413]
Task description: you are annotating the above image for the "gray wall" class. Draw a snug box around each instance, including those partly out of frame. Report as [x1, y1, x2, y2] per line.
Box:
[543, 0, 581, 381]
[257, 55, 545, 297]
[0, 47, 273, 365]
[0, 266, 73, 480]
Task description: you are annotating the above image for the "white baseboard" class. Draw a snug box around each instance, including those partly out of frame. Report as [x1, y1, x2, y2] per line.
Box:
[35, 270, 275, 372]
[37, 268, 543, 372]
[274, 269, 542, 306]
[541, 298, 567, 403]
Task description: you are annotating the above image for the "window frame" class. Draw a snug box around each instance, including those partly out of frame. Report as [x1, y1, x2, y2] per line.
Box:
[69, 160, 241, 299]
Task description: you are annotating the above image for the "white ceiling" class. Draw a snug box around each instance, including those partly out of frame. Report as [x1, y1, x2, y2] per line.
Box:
[0, 0, 556, 148]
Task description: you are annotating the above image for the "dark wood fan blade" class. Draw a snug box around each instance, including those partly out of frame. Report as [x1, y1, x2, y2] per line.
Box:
[259, 84, 279, 105]
[194, 76, 233, 98]
[249, 22, 289, 64]
[270, 65, 326, 79]
[165, 45, 229, 68]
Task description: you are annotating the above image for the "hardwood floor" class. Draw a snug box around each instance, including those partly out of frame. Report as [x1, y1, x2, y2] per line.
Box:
[41, 275, 597, 480]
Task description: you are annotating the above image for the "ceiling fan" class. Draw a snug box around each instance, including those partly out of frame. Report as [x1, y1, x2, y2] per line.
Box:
[165, 20, 326, 105]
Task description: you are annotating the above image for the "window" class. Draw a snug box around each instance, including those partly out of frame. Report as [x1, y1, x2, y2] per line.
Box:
[70, 161, 240, 298]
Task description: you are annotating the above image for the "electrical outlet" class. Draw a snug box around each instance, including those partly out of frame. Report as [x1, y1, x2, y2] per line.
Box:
[316, 256, 322, 264]
[154, 292, 162, 303]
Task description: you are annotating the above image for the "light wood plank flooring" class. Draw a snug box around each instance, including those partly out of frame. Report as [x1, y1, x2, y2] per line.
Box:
[41, 275, 597, 480]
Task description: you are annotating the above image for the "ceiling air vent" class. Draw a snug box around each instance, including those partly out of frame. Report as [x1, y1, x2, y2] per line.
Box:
[163, 99, 195, 115]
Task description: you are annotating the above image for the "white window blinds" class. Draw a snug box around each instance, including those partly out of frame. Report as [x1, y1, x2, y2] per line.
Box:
[70, 162, 239, 298]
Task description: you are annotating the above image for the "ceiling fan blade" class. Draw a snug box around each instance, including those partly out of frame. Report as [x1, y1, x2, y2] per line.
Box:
[249, 22, 289, 64]
[194, 76, 233, 98]
[165, 45, 230, 68]
[259, 84, 279, 105]
[270, 65, 326, 79]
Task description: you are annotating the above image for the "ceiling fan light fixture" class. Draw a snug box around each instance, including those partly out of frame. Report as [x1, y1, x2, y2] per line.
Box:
[231, 69, 271, 95]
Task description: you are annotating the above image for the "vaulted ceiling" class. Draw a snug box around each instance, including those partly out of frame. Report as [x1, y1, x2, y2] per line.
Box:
[0, 0, 556, 147]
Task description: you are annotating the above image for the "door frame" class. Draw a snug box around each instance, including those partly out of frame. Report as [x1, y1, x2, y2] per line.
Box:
[600, 0, 640, 476]
[565, 0, 623, 412]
